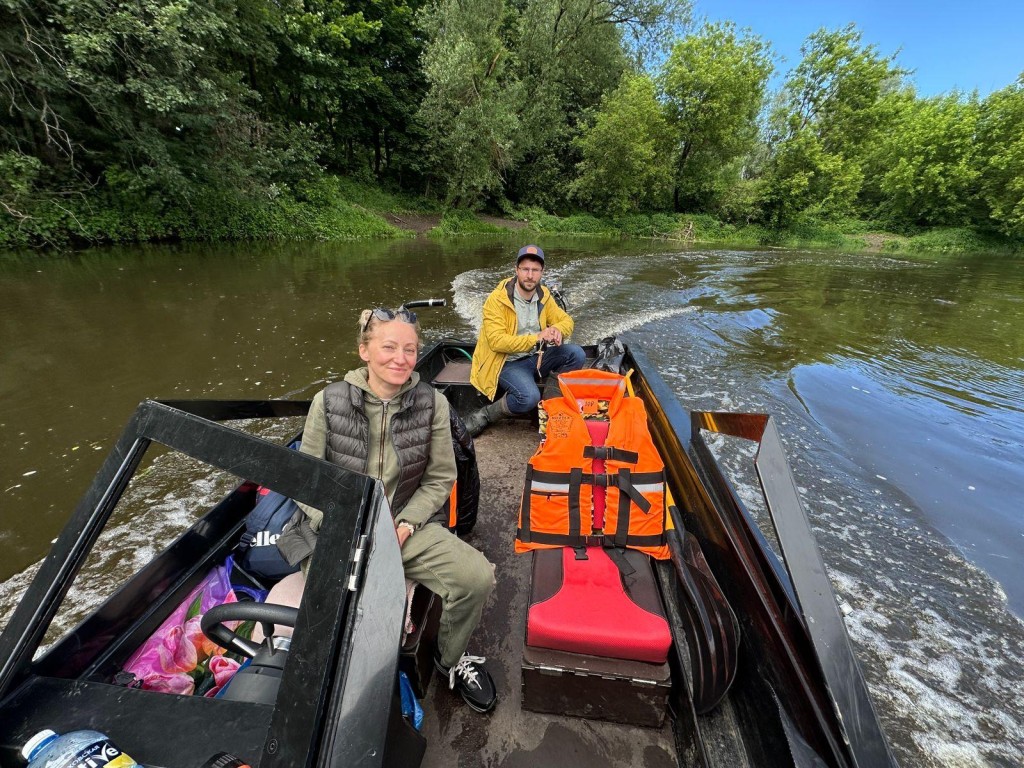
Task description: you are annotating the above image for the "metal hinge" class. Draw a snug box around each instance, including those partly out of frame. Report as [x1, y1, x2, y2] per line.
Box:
[347, 534, 369, 592]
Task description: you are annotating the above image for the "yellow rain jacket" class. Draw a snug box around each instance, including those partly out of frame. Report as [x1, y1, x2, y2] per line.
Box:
[470, 277, 575, 400]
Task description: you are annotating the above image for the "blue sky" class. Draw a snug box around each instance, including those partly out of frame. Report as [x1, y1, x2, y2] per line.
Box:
[694, 0, 1023, 97]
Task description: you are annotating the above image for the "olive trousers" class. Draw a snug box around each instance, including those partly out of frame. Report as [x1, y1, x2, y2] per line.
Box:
[400, 522, 496, 669]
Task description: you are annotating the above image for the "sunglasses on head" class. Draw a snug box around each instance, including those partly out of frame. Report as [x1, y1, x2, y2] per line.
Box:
[362, 307, 418, 333]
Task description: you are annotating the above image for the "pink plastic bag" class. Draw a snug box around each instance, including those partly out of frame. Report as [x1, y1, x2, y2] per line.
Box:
[122, 558, 244, 697]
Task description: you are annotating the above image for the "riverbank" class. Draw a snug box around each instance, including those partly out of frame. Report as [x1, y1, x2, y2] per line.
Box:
[1, 175, 1019, 256]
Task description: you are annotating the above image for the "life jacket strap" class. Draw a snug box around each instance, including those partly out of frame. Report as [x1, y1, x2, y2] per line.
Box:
[514, 530, 666, 548]
[567, 467, 584, 540]
[615, 467, 653, 515]
[521, 465, 587, 544]
[520, 465, 535, 543]
[614, 468, 633, 548]
[604, 546, 637, 582]
[583, 445, 639, 464]
[528, 468, 662, 492]
[517, 530, 585, 547]
[618, 533, 667, 546]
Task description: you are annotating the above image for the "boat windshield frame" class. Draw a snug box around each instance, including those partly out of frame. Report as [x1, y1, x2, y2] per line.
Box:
[0, 399, 403, 768]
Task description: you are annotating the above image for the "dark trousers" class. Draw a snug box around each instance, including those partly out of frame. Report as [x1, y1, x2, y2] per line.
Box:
[497, 343, 586, 414]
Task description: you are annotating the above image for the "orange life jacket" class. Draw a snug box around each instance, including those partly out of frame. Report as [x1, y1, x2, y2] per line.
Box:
[516, 369, 670, 559]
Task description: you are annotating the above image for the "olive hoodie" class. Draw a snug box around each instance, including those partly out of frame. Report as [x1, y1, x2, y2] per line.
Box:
[278, 368, 456, 568]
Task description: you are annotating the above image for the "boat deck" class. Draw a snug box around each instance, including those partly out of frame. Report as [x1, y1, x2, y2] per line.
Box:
[417, 417, 679, 767]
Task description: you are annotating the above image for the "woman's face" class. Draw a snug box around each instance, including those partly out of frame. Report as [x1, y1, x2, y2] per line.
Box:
[359, 319, 419, 396]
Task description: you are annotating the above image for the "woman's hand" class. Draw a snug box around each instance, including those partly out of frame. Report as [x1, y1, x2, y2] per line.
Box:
[396, 521, 415, 548]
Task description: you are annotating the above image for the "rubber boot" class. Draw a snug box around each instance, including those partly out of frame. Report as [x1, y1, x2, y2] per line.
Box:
[463, 396, 509, 437]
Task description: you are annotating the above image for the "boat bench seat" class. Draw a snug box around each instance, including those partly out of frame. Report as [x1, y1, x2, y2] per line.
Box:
[521, 384, 675, 726]
[525, 416, 671, 665]
[527, 546, 671, 664]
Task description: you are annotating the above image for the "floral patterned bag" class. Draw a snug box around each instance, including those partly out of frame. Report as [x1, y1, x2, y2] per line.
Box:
[121, 556, 252, 697]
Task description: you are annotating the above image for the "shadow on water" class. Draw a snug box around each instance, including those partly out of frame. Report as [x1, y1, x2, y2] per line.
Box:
[1, 240, 1023, 766]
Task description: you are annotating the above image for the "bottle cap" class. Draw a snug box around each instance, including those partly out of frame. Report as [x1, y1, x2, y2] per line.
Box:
[22, 730, 58, 761]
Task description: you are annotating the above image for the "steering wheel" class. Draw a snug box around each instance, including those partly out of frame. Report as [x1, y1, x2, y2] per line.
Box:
[201, 602, 299, 658]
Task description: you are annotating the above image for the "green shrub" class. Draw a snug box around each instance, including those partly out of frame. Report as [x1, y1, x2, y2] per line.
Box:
[903, 227, 1017, 254]
[513, 206, 563, 232]
[558, 214, 616, 235]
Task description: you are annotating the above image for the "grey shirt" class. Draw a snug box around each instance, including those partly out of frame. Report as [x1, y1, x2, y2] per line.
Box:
[507, 288, 540, 362]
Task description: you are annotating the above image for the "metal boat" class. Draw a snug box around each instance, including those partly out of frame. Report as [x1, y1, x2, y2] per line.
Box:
[0, 337, 895, 768]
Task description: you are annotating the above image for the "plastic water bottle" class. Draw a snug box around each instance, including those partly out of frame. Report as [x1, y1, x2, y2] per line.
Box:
[21, 729, 140, 768]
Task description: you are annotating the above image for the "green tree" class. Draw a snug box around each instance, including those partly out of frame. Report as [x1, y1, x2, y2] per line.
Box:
[977, 76, 1024, 237]
[416, 0, 522, 205]
[248, 0, 419, 177]
[569, 73, 672, 214]
[58, 0, 271, 195]
[659, 21, 773, 212]
[506, 0, 627, 209]
[762, 24, 906, 223]
[0, 0, 84, 220]
[415, 0, 689, 209]
[507, 0, 689, 209]
[861, 91, 981, 227]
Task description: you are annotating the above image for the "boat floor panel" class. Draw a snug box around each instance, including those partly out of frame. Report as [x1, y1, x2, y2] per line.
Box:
[418, 419, 678, 767]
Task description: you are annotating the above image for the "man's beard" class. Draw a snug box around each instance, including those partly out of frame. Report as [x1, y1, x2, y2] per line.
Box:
[517, 277, 537, 294]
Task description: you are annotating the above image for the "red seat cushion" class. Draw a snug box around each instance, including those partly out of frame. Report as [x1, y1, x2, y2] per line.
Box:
[527, 546, 671, 664]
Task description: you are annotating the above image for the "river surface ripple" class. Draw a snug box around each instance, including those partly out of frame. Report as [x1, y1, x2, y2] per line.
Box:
[1, 239, 1022, 766]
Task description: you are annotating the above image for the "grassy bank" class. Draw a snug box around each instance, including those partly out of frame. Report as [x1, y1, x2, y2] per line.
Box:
[495, 209, 1022, 256]
[0, 177, 437, 249]
[2, 175, 1020, 256]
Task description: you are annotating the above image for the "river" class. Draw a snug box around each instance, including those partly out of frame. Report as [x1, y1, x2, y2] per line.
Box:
[1, 238, 1022, 766]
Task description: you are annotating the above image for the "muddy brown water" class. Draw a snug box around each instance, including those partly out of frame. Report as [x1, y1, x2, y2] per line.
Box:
[1, 238, 1022, 765]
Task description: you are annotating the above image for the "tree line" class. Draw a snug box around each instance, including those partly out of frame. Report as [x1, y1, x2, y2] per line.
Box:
[2, 0, 1022, 246]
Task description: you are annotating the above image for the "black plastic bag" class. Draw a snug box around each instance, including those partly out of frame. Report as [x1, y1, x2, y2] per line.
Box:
[594, 336, 627, 374]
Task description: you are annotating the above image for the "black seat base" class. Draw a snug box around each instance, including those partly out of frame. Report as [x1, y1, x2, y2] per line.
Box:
[521, 645, 671, 728]
[399, 586, 442, 698]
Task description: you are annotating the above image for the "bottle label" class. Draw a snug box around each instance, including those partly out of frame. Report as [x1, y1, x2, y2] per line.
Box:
[67, 740, 137, 768]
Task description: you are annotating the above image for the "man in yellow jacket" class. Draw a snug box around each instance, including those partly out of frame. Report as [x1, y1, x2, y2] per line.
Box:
[465, 245, 585, 436]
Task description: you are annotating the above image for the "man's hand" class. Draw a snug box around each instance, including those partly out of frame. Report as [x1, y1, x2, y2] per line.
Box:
[538, 326, 563, 346]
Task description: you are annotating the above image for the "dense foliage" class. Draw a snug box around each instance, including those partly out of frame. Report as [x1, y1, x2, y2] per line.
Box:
[1, 0, 1021, 247]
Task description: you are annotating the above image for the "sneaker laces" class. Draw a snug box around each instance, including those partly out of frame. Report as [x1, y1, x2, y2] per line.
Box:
[447, 654, 486, 691]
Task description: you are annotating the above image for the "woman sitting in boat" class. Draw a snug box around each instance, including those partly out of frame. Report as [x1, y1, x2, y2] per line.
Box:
[274, 307, 498, 713]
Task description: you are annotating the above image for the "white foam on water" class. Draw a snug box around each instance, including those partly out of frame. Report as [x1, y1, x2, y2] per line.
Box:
[583, 305, 698, 345]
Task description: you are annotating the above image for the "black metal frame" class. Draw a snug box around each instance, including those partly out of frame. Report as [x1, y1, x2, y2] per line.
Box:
[0, 399, 412, 768]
